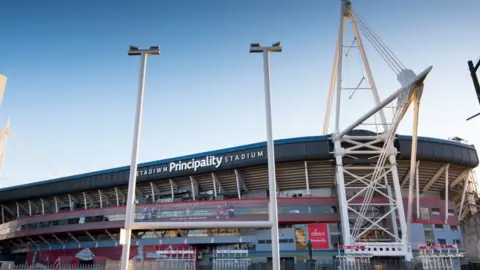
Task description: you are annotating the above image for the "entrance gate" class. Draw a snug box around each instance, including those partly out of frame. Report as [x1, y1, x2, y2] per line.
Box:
[135, 248, 196, 270]
[212, 249, 250, 270]
[336, 246, 372, 270]
[418, 245, 463, 270]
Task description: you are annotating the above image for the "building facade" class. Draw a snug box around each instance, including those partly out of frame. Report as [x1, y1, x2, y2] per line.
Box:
[0, 135, 477, 266]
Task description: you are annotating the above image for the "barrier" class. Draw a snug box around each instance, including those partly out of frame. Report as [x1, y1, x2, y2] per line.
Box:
[336, 245, 372, 270]
[8, 264, 104, 270]
[212, 249, 250, 270]
[418, 244, 464, 270]
[144, 248, 197, 270]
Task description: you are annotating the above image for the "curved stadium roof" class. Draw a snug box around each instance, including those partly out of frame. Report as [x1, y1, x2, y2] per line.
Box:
[0, 134, 477, 203]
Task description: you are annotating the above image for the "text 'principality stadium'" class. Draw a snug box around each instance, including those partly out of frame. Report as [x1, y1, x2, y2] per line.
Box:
[0, 0, 479, 269]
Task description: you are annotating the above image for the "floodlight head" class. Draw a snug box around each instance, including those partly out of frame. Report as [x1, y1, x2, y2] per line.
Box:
[128, 45, 161, 56]
[249, 43, 263, 53]
[148, 46, 161, 55]
[128, 46, 141, 56]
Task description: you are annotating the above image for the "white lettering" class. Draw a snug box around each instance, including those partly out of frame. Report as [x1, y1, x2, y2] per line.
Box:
[139, 150, 265, 175]
[311, 229, 326, 237]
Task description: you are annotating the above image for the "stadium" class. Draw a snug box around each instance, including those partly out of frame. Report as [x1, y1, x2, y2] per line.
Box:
[0, 133, 477, 268]
[0, 1, 479, 269]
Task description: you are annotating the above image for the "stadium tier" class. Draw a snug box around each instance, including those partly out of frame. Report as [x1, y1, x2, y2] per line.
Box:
[0, 134, 477, 267]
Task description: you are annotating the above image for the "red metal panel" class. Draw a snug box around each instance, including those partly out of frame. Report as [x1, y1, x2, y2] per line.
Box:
[307, 224, 329, 249]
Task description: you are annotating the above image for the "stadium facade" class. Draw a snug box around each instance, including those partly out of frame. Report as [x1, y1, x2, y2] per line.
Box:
[0, 134, 477, 267]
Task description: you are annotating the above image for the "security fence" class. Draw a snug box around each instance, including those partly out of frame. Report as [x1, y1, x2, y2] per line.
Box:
[4, 257, 479, 270]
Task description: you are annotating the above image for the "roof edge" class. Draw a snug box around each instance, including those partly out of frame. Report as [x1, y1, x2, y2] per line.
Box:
[0, 134, 474, 192]
[0, 135, 327, 192]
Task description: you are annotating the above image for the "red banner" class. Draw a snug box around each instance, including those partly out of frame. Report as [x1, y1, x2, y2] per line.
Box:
[307, 223, 329, 249]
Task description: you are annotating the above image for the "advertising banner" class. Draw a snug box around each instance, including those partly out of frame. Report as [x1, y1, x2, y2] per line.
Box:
[307, 223, 329, 249]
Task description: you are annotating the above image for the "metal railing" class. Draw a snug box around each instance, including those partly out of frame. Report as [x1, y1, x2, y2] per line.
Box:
[4, 258, 474, 270]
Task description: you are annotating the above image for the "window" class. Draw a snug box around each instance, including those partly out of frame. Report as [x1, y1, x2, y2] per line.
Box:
[453, 239, 461, 248]
[450, 225, 458, 232]
[431, 208, 441, 215]
[424, 224, 434, 241]
[448, 209, 455, 216]
[420, 207, 430, 220]
[329, 223, 340, 234]
[279, 239, 294, 243]
[438, 239, 447, 245]
[434, 224, 444, 231]
[423, 224, 432, 231]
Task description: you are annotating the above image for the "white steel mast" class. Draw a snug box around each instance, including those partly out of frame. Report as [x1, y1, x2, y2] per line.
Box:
[323, 0, 432, 260]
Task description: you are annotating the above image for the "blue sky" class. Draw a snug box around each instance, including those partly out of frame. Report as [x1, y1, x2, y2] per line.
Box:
[0, 0, 479, 187]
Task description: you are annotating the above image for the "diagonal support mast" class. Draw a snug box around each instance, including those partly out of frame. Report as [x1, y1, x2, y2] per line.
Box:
[0, 118, 10, 178]
[323, 0, 432, 260]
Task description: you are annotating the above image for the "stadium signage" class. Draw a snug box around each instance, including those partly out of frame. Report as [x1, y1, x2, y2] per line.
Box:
[137, 150, 265, 176]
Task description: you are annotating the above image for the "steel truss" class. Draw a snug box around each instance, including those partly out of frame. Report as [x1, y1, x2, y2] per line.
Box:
[323, 0, 432, 259]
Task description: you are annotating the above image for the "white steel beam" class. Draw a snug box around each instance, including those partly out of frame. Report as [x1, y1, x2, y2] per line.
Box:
[40, 198, 45, 215]
[333, 11, 346, 134]
[416, 161, 420, 219]
[459, 175, 469, 220]
[406, 94, 420, 232]
[304, 161, 311, 195]
[1, 204, 14, 217]
[130, 221, 272, 230]
[38, 236, 50, 247]
[27, 200, 32, 216]
[16, 202, 28, 217]
[234, 170, 242, 199]
[52, 234, 64, 245]
[98, 190, 103, 208]
[445, 164, 449, 224]
[236, 169, 248, 192]
[169, 179, 176, 200]
[53, 196, 60, 213]
[211, 173, 224, 196]
[114, 187, 121, 206]
[68, 233, 80, 247]
[212, 173, 217, 197]
[67, 194, 74, 210]
[190, 176, 198, 201]
[27, 237, 37, 248]
[85, 231, 96, 242]
[82, 192, 88, 210]
[450, 169, 471, 188]
[337, 68, 431, 139]
[150, 182, 161, 203]
[322, 30, 339, 135]
[400, 169, 410, 188]
[422, 165, 448, 193]
[105, 230, 117, 241]
[350, 15, 388, 130]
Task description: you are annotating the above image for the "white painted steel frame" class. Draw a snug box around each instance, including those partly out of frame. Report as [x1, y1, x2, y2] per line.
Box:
[323, 0, 433, 260]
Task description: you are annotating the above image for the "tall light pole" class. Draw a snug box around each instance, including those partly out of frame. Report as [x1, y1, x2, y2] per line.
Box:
[120, 45, 160, 270]
[249, 42, 282, 270]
